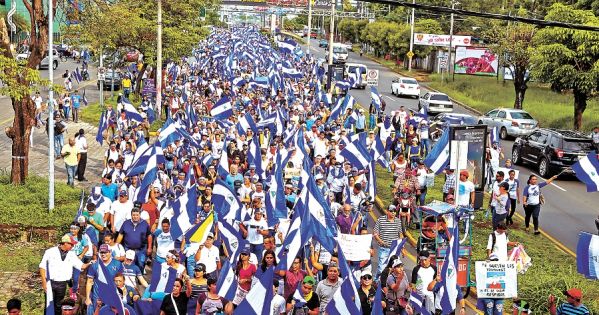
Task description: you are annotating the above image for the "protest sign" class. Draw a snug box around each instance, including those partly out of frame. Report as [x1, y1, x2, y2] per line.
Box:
[475, 261, 518, 298]
[336, 233, 373, 261]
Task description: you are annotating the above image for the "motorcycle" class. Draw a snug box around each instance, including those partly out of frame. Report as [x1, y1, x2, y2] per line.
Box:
[81, 68, 90, 81]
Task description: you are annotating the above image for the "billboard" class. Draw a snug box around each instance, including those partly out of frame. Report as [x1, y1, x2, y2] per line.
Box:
[413, 33, 472, 47]
[450, 125, 487, 190]
[454, 46, 498, 76]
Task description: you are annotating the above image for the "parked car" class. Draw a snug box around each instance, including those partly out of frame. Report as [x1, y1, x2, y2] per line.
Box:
[97, 70, 122, 90]
[430, 113, 478, 140]
[318, 39, 328, 48]
[343, 41, 353, 50]
[391, 77, 420, 98]
[512, 128, 595, 177]
[16, 49, 60, 70]
[478, 108, 538, 139]
[418, 92, 453, 114]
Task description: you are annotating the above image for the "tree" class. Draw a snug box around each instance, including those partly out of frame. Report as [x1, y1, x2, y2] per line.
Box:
[0, 0, 58, 185]
[531, 3, 599, 130]
[485, 11, 536, 109]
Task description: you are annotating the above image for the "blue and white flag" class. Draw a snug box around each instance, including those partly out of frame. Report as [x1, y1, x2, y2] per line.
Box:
[439, 226, 459, 314]
[325, 276, 362, 315]
[409, 292, 432, 315]
[278, 205, 311, 270]
[218, 219, 246, 262]
[169, 185, 199, 239]
[45, 260, 55, 315]
[339, 139, 372, 170]
[572, 152, 599, 192]
[73, 67, 83, 83]
[291, 282, 307, 308]
[371, 282, 384, 315]
[236, 112, 257, 135]
[577, 231, 599, 279]
[96, 111, 108, 144]
[82, 89, 89, 106]
[266, 151, 291, 225]
[371, 86, 382, 112]
[490, 126, 500, 145]
[247, 135, 264, 179]
[134, 145, 163, 204]
[149, 261, 177, 293]
[328, 94, 355, 123]
[97, 259, 125, 314]
[216, 260, 239, 301]
[212, 178, 242, 222]
[235, 267, 275, 315]
[335, 80, 352, 91]
[387, 238, 408, 265]
[278, 38, 297, 54]
[211, 96, 233, 120]
[122, 98, 143, 123]
[423, 128, 450, 174]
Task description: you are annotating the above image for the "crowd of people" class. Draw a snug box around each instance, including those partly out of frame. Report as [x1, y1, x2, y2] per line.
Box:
[27, 26, 593, 315]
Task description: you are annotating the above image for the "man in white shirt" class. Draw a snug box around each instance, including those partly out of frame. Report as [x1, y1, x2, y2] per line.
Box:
[39, 234, 90, 314]
[271, 280, 286, 315]
[240, 209, 269, 262]
[410, 250, 437, 314]
[109, 190, 134, 233]
[457, 170, 475, 208]
[194, 233, 221, 280]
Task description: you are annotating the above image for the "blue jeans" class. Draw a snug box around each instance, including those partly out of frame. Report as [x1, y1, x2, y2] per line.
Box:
[63, 107, 70, 121]
[186, 255, 196, 278]
[492, 208, 507, 230]
[421, 139, 431, 157]
[418, 187, 427, 206]
[250, 243, 264, 262]
[481, 298, 504, 315]
[376, 246, 391, 279]
[66, 164, 77, 186]
[54, 134, 64, 157]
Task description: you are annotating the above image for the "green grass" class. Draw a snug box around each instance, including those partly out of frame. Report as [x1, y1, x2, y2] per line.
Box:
[0, 175, 81, 227]
[427, 74, 599, 132]
[80, 100, 164, 132]
[374, 170, 599, 313]
[0, 241, 51, 272]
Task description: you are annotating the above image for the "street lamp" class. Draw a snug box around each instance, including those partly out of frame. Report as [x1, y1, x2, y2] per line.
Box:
[156, 0, 163, 120]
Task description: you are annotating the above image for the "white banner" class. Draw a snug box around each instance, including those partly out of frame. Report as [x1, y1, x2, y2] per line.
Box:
[336, 233, 373, 261]
[475, 261, 518, 298]
[414, 33, 472, 47]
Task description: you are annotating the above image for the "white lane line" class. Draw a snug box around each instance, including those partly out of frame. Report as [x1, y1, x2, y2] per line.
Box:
[384, 95, 394, 101]
[531, 173, 567, 191]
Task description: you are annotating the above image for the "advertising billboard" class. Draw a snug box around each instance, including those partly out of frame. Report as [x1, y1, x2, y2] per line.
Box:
[454, 46, 499, 77]
[413, 33, 472, 47]
[450, 125, 487, 190]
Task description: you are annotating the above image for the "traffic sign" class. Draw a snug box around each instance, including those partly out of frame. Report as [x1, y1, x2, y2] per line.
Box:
[98, 67, 106, 74]
[407, 51, 414, 59]
[366, 69, 379, 86]
[98, 73, 105, 81]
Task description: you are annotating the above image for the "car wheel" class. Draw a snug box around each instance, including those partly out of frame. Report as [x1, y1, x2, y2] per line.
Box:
[500, 127, 508, 140]
[53, 61, 58, 70]
[539, 158, 551, 178]
[512, 148, 522, 165]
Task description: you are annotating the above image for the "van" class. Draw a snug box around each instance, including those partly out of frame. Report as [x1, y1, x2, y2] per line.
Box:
[345, 63, 368, 89]
[326, 43, 348, 64]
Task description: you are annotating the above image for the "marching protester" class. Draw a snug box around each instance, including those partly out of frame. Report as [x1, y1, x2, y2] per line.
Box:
[522, 174, 558, 235]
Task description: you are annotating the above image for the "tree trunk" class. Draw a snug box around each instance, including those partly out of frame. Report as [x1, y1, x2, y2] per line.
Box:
[134, 62, 148, 96]
[512, 65, 528, 110]
[573, 89, 587, 131]
[5, 97, 35, 184]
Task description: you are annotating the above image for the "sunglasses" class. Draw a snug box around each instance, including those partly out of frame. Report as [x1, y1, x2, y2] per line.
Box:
[362, 275, 373, 280]
[240, 252, 249, 256]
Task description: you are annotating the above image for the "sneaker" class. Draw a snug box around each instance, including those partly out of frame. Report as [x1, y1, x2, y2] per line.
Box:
[534, 230, 541, 235]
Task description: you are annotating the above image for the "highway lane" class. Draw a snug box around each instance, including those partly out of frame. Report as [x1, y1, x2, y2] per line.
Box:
[303, 38, 598, 251]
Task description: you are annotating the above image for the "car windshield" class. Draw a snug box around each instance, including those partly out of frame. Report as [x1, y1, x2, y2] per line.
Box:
[510, 111, 533, 119]
[402, 79, 418, 85]
[333, 46, 347, 54]
[563, 139, 593, 151]
[431, 94, 450, 101]
[348, 66, 366, 73]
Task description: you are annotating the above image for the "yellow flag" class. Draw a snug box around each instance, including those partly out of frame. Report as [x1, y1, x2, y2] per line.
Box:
[188, 211, 215, 243]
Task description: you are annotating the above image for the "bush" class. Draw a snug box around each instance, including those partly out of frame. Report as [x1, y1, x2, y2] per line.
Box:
[0, 175, 81, 227]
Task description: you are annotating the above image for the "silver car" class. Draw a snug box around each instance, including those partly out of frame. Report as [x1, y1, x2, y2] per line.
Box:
[478, 108, 538, 139]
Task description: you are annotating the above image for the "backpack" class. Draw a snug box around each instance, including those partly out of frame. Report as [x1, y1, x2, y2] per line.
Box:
[490, 231, 508, 250]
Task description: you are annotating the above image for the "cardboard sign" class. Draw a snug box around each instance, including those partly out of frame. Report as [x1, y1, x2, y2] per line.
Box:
[336, 233, 373, 261]
[475, 261, 518, 298]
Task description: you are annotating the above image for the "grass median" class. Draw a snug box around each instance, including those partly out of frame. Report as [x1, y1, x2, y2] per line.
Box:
[80, 100, 164, 132]
[374, 165, 599, 313]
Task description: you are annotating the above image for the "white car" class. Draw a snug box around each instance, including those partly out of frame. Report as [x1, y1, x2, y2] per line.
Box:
[16, 49, 59, 70]
[418, 92, 453, 114]
[391, 77, 420, 98]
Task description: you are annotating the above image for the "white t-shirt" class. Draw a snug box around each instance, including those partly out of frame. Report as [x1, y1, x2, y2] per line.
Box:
[487, 231, 510, 261]
[457, 180, 475, 206]
[245, 218, 268, 245]
[271, 294, 286, 315]
[108, 243, 126, 259]
[76, 136, 88, 153]
[154, 229, 175, 259]
[198, 245, 221, 274]
[110, 200, 133, 232]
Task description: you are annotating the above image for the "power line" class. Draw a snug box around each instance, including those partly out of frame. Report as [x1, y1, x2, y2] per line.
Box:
[360, 0, 599, 32]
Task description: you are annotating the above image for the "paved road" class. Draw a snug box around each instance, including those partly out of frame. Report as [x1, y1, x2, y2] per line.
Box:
[304, 38, 598, 252]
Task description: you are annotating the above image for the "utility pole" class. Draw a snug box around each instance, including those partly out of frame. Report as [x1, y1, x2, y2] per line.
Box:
[156, 0, 163, 120]
[408, 0, 415, 71]
[447, 0, 456, 81]
[99, 48, 104, 109]
[48, 0, 54, 211]
[307, 0, 313, 53]
[328, 0, 335, 65]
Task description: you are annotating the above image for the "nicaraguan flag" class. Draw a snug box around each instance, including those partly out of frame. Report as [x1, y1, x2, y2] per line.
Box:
[439, 226, 459, 313]
[97, 259, 126, 314]
[344, 110, 359, 129]
[572, 152, 599, 192]
[236, 112, 257, 135]
[169, 184, 199, 239]
[371, 86, 382, 112]
[325, 276, 362, 315]
[490, 126, 500, 145]
[335, 80, 352, 90]
[122, 98, 143, 122]
[278, 38, 297, 54]
[266, 151, 291, 225]
[73, 67, 83, 84]
[82, 89, 88, 106]
[96, 111, 108, 144]
[216, 260, 239, 300]
[339, 138, 372, 170]
[247, 135, 264, 179]
[278, 205, 311, 270]
[423, 128, 450, 174]
[366, 160, 377, 200]
[409, 292, 431, 315]
[328, 94, 355, 123]
[218, 219, 247, 262]
[218, 138, 230, 177]
[577, 231, 599, 279]
[235, 267, 275, 315]
[334, 249, 361, 310]
[45, 260, 55, 315]
[149, 261, 177, 293]
[387, 238, 407, 265]
[126, 142, 153, 176]
[371, 281, 384, 315]
[211, 96, 233, 120]
[212, 178, 242, 222]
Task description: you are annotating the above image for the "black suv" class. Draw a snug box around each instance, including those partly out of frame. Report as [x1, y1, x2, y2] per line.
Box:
[512, 128, 595, 177]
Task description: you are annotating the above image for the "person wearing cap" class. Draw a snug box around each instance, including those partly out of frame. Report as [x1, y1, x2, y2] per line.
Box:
[286, 275, 320, 315]
[108, 189, 134, 233]
[490, 181, 510, 230]
[6, 298, 21, 315]
[239, 208, 269, 262]
[548, 288, 589, 315]
[116, 207, 152, 274]
[314, 262, 341, 313]
[194, 232, 221, 280]
[358, 269, 384, 315]
[457, 170, 475, 208]
[40, 234, 90, 315]
[67, 221, 93, 298]
[61, 136, 80, 187]
[386, 258, 409, 314]
[355, 108, 366, 133]
[232, 245, 257, 306]
[410, 250, 437, 314]
[122, 249, 149, 289]
[374, 204, 404, 279]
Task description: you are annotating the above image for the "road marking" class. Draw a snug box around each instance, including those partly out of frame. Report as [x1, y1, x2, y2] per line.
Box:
[384, 95, 394, 102]
[0, 117, 12, 126]
[531, 173, 567, 191]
